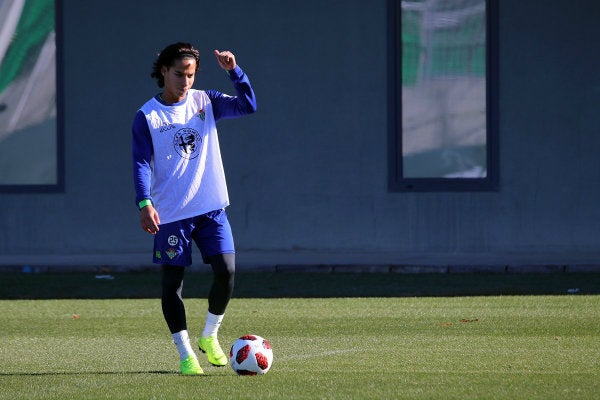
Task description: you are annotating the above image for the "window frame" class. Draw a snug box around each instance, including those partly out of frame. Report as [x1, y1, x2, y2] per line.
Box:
[387, 0, 499, 192]
[0, 0, 64, 194]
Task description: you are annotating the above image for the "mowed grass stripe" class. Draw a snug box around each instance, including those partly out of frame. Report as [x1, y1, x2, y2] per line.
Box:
[0, 296, 598, 399]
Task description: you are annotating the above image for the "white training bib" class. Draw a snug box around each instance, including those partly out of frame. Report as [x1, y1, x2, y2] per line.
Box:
[140, 89, 229, 224]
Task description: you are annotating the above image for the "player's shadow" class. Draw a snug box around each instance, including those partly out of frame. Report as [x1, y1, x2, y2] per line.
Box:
[0, 371, 175, 376]
[0, 369, 229, 377]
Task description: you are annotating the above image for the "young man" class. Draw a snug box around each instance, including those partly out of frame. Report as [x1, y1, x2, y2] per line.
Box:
[132, 42, 257, 375]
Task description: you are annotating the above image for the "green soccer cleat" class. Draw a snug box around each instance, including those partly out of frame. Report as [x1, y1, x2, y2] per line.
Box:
[180, 355, 204, 376]
[198, 336, 228, 366]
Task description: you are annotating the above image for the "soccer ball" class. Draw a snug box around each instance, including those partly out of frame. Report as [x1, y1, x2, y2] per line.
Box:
[229, 335, 273, 375]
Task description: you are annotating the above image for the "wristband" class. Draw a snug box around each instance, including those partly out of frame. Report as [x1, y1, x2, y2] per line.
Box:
[138, 199, 152, 210]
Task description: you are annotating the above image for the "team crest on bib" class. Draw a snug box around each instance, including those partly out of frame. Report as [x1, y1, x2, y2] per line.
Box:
[174, 128, 202, 159]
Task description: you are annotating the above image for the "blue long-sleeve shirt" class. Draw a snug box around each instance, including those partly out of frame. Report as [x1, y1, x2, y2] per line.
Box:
[132, 65, 256, 211]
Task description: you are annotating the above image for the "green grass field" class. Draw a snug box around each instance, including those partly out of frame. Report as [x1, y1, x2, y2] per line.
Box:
[0, 272, 599, 399]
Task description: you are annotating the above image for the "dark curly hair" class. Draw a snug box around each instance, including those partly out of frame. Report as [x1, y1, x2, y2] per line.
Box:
[151, 42, 200, 88]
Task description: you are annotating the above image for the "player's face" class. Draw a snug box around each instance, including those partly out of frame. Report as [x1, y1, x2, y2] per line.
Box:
[161, 57, 196, 103]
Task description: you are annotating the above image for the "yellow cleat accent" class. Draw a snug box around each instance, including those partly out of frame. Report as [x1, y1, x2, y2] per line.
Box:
[198, 336, 228, 366]
[180, 355, 204, 375]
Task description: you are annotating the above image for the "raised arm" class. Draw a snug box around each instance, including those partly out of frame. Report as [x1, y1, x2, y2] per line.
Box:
[208, 50, 257, 121]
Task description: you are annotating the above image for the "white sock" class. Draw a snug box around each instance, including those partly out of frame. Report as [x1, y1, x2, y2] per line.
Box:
[172, 330, 195, 361]
[202, 311, 224, 338]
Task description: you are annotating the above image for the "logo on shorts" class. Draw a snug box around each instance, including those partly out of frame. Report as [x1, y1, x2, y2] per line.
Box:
[155, 251, 162, 259]
[166, 248, 178, 260]
[167, 235, 179, 246]
[173, 128, 201, 159]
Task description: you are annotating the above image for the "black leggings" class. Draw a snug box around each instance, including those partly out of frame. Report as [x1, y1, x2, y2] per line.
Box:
[161, 253, 235, 334]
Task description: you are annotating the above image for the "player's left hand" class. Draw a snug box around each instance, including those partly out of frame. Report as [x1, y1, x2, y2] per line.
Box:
[214, 50, 237, 71]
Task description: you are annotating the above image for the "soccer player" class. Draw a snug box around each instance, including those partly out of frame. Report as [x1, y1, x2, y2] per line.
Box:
[131, 42, 257, 375]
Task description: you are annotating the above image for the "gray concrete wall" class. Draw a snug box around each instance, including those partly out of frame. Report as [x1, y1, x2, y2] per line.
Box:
[0, 0, 599, 264]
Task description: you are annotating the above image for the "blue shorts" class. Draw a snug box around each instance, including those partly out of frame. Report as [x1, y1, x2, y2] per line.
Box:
[153, 209, 235, 266]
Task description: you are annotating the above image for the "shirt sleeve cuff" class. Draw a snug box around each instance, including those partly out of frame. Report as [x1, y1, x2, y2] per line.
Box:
[227, 65, 243, 80]
[138, 199, 153, 210]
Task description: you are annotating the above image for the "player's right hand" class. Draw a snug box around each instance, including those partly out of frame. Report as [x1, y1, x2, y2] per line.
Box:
[140, 205, 160, 235]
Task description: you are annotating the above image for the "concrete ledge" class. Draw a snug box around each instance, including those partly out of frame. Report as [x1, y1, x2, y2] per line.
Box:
[506, 265, 566, 273]
[236, 264, 277, 273]
[565, 265, 600, 273]
[1, 251, 600, 274]
[449, 265, 507, 273]
[275, 265, 333, 273]
[0, 264, 155, 273]
[331, 265, 391, 273]
[391, 265, 449, 274]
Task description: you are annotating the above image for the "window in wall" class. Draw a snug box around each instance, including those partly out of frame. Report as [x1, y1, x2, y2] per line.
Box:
[0, 0, 63, 192]
[388, 0, 498, 191]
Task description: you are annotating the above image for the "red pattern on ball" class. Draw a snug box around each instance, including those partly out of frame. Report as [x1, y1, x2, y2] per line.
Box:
[255, 352, 269, 370]
[236, 344, 251, 364]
